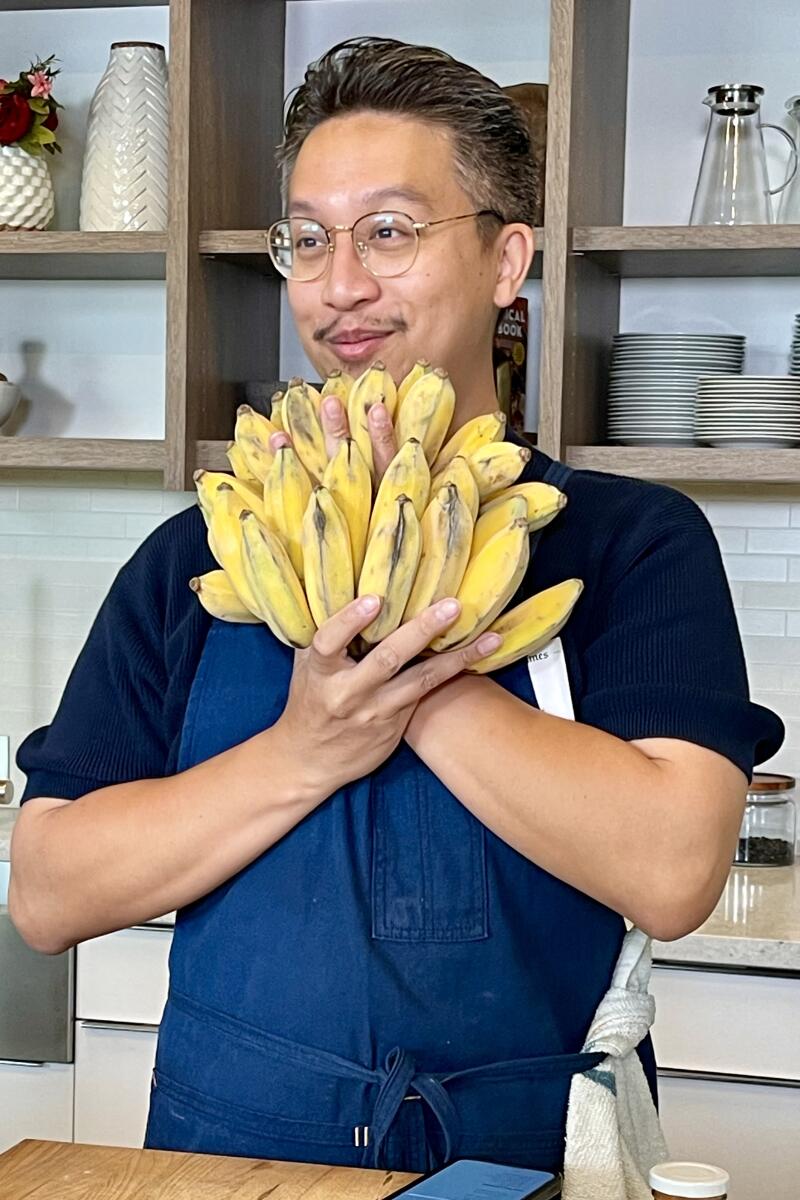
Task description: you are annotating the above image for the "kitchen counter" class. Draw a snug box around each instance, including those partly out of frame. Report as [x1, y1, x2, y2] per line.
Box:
[0, 1139, 420, 1199]
[0, 807, 16, 862]
[653, 862, 800, 972]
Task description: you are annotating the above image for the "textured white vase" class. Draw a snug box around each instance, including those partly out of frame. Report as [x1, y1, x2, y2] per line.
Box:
[80, 41, 169, 232]
[0, 144, 55, 231]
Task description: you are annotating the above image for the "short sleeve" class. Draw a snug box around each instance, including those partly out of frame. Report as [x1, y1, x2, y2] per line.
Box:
[577, 488, 784, 779]
[17, 506, 214, 803]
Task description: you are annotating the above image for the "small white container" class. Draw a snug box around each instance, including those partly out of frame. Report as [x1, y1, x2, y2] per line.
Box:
[0, 381, 21, 428]
[650, 1161, 729, 1199]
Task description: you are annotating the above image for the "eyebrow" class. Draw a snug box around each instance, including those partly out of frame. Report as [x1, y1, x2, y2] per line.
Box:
[289, 186, 433, 217]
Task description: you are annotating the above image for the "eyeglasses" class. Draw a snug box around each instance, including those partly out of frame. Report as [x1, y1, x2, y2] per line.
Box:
[265, 209, 504, 282]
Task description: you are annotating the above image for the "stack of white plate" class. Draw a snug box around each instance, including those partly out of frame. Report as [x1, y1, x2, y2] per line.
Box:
[790, 315, 800, 377]
[695, 376, 800, 448]
[607, 333, 746, 446]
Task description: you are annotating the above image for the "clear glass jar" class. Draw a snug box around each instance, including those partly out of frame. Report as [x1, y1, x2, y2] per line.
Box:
[650, 1161, 729, 1198]
[734, 772, 796, 867]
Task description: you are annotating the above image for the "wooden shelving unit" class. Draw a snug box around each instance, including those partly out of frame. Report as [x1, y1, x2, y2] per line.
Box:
[0, 232, 167, 280]
[566, 446, 800, 483]
[0, 438, 165, 471]
[572, 225, 800, 278]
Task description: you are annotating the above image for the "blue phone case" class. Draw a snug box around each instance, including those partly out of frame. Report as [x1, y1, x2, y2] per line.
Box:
[385, 1158, 561, 1199]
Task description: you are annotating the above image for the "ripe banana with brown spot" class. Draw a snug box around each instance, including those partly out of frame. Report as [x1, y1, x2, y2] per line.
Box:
[239, 509, 316, 648]
[270, 389, 285, 431]
[473, 483, 567, 556]
[358, 494, 421, 643]
[394, 367, 456, 465]
[428, 453, 480, 519]
[403, 482, 474, 622]
[466, 442, 531, 502]
[322, 437, 372, 577]
[207, 483, 263, 616]
[348, 361, 397, 477]
[234, 405, 278, 482]
[432, 410, 506, 476]
[226, 440, 261, 487]
[368, 438, 430, 541]
[397, 358, 432, 404]
[283, 378, 328, 483]
[189, 570, 260, 624]
[262, 446, 312, 580]
[467, 579, 584, 674]
[302, 486, 355, 626]
[320, 369, 355, 407]
[430, 496, 530, 651]
[194, 469, 265, 525]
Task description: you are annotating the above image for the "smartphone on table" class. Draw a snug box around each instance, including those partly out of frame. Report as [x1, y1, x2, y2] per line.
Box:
[384, 1158, 561, 1199]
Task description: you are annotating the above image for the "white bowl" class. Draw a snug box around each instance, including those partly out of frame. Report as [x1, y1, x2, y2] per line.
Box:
[0, 382, 20, 428]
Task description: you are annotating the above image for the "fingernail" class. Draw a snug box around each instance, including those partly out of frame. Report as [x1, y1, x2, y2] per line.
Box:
[371, 403, 389, 425]
[359, 594, 381, 614]
[437, 599, 460, 619]
[477, 633, 502, 654]
[323, 397, 340, 419]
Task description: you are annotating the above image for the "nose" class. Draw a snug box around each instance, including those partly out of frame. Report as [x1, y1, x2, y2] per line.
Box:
[320, 228, 381, 309]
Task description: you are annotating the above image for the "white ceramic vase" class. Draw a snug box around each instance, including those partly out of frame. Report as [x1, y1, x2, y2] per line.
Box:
[0, 144, 55, 231]
[80, 41, 169, 232]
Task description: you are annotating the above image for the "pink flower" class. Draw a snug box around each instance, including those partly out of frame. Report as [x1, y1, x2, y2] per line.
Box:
[27, 70, 52, 98]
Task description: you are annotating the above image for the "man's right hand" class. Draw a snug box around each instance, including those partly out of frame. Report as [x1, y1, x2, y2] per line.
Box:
[275, 594, 502, 799]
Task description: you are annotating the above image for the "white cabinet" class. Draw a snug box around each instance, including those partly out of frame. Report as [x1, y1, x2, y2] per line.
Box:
[76, 926, 172, 1025]
[73, 1021, 158, 1149]
[658, 1074, 800, 1200]
[0, 1061, 73, 1153]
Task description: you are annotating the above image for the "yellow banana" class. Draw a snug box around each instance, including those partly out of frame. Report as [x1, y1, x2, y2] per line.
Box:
[467, 579, 584, 674]
[320, 369, 355, 408]
[302, 486, 355, 627]
[239, 509, 316, 648]
[348, 361, 397, 476]
[467, 441, 531, 501]
[283, 378, 329, 483]
[194, 469, 265, 525]
[234, 405, 278, 483]
[207, 483, 262, 616]
[358, 494, 421, 643]
[225, 440, 262, 487]
[397, 359, 432, 404]
[428, 454, 480, 520]
[262, 446, 312, 580]
[403, 482, 474, 622]
[189, 570, 260, 624]
[474, 483, 567, 556]
[394, 367, 456, 466]
[430, 497, 530, 651]
[270, 389, 285, 431]
[322, 437, 372, 577]
[368, 438, 430, 541]
[432, 410, 506, 475]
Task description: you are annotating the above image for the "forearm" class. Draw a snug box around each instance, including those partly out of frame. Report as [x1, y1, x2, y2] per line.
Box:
[405, 676, 743, 939]
[9, 721, 319, 955]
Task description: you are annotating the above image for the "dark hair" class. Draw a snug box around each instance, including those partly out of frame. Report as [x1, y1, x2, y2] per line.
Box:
[277, 37, 538, 240]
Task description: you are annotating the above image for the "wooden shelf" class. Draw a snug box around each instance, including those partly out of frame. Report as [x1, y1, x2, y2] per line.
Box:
[0, 439, 166, 472]
[571, 225, 800, 277]
[5, 1, 165, 9]
[199, 229, 545, 279]
[0, 232, 167, 280]
[566, 445, 800, 483]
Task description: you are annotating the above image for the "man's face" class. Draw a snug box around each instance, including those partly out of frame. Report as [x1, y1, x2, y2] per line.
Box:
[286, 111, 501, 388]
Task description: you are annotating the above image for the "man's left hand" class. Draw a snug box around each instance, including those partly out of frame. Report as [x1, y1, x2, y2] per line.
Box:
[269, 393, 398, 480]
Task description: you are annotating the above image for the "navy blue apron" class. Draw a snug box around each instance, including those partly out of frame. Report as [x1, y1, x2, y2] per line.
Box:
[144, 458, 656, 1174]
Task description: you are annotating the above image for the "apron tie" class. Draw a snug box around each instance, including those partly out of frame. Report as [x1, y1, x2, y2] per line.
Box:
[367, 1047, 461, 1169]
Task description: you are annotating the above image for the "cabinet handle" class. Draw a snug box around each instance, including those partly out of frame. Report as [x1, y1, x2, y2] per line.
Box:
[80, 1021, 160, 1034]
[0, 1060, 45, 1068]
[659, 1066, 800, 1090]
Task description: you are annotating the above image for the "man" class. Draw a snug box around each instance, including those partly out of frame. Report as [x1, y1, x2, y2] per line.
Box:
[10, 38, 782, 1176]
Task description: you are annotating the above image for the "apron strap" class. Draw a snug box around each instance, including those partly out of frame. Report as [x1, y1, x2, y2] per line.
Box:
[368, 1047, 461, 1169]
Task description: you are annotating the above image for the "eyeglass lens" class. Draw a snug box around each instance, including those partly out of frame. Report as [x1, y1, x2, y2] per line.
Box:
[268, 211, 420, 280]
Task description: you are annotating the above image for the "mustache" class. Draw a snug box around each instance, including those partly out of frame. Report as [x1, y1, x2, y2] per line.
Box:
[314, 316, 408, 342]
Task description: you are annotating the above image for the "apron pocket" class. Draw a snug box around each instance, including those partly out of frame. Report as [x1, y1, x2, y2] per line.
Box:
[371, 745, 488, 943]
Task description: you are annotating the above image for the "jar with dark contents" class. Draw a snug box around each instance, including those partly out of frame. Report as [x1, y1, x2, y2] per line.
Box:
[649, 1161, 729, 1199]
[734, 773, 796, 867]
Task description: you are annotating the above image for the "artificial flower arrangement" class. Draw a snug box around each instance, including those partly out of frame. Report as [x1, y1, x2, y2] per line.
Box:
[0, 55, 63, 156]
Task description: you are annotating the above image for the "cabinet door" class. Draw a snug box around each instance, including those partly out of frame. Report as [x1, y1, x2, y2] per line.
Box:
[77, 927, 172, 1024]
[0, 1061, 73, 1153]
[73, 1021, 158, 1149]
[658, 1074, 800, 1200]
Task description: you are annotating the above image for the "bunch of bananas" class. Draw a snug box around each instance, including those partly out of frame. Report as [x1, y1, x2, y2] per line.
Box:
[189, 360, 583, 673]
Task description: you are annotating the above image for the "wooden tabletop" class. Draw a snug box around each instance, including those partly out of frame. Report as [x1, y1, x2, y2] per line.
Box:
[0, 1140, 421, 1199]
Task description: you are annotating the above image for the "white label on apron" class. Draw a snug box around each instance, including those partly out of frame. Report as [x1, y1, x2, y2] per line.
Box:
[526, 636, 575, 721]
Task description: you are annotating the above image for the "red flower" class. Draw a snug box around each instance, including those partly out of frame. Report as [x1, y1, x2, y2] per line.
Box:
[0, 92, 33, 145]
[43, 110, 59, 132]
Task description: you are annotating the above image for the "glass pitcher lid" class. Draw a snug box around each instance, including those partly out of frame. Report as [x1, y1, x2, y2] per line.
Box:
[704, 83, 764, 114]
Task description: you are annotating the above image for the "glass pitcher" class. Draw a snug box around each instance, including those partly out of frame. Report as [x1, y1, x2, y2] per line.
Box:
[690, 84, 798, 225]
[778, 96, 800, 222]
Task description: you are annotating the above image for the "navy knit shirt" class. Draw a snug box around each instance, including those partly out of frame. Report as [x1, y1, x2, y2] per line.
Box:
[17, 443, 784, 801]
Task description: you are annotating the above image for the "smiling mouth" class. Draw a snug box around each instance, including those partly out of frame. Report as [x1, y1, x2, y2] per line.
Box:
[327, 331, 394, 363]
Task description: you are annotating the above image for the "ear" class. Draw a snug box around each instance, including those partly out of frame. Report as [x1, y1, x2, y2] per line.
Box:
[492, 224, 536, 309]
